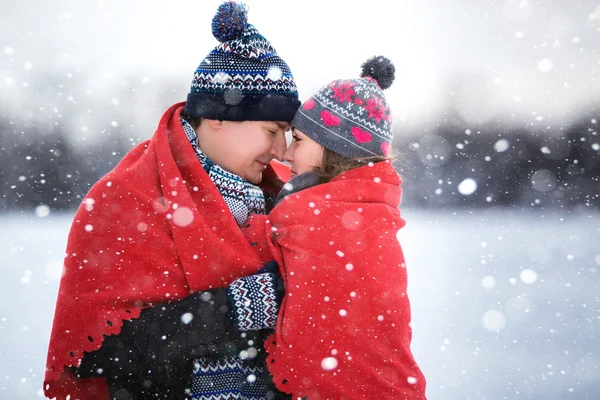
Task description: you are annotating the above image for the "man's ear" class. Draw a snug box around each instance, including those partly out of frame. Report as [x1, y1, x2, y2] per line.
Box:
[203, 119, 224, 132]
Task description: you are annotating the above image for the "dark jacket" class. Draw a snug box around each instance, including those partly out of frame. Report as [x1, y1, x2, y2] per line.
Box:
[71, 177, 316, 400]
[75, 287, 289, 399]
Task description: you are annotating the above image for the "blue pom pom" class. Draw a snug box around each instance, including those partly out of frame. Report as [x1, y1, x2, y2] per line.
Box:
[211, 1, 249, 43]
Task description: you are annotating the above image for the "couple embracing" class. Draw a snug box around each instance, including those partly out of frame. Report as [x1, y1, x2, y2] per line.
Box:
[44, 2, 426, 399]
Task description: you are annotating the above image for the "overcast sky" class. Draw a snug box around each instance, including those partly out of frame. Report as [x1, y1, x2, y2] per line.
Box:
[1, 0, 599, 132]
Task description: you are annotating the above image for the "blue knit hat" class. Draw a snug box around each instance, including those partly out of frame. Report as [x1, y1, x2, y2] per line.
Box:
[184, 1, 301, 122]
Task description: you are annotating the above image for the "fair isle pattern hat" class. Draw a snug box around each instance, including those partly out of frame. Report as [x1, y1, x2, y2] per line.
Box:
[291, 56, 396, 157]
[184, 1, 301, 122]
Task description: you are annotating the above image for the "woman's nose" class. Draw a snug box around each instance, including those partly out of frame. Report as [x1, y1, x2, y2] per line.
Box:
[283, 144, 294, 164]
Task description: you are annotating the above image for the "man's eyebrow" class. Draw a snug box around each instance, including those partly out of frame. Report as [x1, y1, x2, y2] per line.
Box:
[275, 122, 290, 130]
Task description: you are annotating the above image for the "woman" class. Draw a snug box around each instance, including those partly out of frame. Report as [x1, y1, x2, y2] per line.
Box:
[243, 56, 427, 399]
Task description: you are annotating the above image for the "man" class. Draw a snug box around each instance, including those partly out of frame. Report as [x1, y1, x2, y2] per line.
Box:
[44, 2, 299, 399]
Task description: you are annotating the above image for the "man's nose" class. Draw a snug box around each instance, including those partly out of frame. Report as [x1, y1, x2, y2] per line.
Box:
[271, 132, 287, 161]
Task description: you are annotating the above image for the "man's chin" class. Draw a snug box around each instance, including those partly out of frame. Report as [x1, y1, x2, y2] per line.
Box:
[247, 173, 262, 185]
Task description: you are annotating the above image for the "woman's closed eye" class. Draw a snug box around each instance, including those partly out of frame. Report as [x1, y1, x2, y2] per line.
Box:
[292, 134, 301, 142]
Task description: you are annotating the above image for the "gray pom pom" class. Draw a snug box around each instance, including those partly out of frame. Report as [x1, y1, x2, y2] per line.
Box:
[360, 56, 395, 90]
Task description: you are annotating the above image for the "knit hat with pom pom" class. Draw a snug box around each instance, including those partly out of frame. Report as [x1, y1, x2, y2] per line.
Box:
[291, 56, 396, 158]
[185, 1, 300, 122]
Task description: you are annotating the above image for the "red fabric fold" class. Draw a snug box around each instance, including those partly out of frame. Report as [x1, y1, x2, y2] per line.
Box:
[44, 103, 264, 399]
[245, 161, 427, 400]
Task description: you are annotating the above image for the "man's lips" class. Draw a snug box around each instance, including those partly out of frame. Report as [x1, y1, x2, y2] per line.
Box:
[256, 160, 269, 169]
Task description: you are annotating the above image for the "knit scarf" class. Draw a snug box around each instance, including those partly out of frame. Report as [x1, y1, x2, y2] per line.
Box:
[181, 118, 266, 225]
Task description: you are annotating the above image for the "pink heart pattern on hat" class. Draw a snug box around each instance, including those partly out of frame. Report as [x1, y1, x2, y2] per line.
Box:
[321, 110, 341, 127]
[381, 141, 390, 156]
[351, 126, 373, 143]
[303, 98, 315, 110]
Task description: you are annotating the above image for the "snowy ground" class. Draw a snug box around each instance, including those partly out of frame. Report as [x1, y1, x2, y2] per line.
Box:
[0, 209, 598, 399]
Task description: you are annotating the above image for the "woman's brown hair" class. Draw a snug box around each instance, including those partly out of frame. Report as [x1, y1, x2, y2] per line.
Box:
[314, 148, 393, 184]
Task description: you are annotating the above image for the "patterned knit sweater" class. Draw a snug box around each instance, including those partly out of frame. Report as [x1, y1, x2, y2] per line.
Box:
[180, 119, 282, 399]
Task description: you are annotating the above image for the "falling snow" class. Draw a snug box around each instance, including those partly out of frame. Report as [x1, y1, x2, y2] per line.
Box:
[321, 357, 338, 371]
[2, 1, 600, 399]
[457, 178, 478, 196]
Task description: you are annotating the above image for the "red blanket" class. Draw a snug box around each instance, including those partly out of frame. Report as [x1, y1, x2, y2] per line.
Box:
[44, 103, 266, 399]
[244, 161, 427, 399]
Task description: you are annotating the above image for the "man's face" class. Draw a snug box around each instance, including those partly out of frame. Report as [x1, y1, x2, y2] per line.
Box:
[200, 120, 289, 184]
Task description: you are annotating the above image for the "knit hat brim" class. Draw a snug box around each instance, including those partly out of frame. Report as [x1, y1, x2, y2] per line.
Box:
[185, 92, 300, 122]
[292, 108, 380, 158]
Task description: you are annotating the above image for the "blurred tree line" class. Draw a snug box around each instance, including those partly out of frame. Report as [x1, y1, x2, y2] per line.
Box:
[395, 111, 599, 210]
[0, 119, 132, 212]
[1, 99, 598, 213]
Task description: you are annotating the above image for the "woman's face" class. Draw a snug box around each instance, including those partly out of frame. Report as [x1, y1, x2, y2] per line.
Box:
[283, 128, 325, 179]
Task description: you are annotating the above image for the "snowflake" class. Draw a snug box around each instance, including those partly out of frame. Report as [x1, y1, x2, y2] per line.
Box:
[364, 95, 387, 123]
[332, 81, 356, 103]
